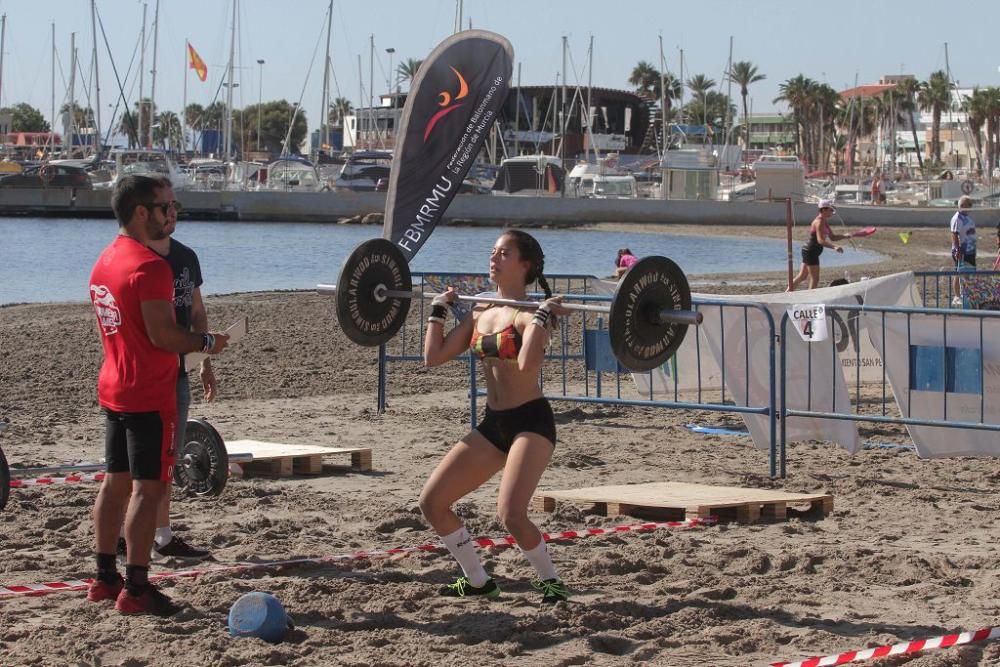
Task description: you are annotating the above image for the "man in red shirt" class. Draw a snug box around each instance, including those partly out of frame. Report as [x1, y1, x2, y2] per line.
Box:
[88, 175, 229, 616]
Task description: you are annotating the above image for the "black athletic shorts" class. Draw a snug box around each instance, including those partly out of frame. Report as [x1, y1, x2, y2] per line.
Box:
[476, 397, 556, 454]
[801, 244, 823, 267]
[104, 408, 177, 482]
[955, 253, 976, 268]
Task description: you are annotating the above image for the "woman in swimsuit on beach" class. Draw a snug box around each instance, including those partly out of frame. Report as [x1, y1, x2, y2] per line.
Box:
[788, 199, 848, 291]
[420, 230, 571, 604]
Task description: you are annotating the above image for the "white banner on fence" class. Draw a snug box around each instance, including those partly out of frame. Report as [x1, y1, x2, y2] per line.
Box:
[864, 312, 1000, 457]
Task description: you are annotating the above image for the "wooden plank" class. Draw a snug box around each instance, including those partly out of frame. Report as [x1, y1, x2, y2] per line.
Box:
[533, 482, 832, 525]
[228, 440, 372, 477]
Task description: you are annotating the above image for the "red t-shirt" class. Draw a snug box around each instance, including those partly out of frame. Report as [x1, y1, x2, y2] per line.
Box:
[89, 235, 178, 412]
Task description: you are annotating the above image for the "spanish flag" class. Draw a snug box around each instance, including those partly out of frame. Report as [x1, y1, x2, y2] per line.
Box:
[188, 42, 208, 82]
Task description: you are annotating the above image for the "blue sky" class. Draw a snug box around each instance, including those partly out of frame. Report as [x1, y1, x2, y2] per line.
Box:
[1, 0, 998, 131]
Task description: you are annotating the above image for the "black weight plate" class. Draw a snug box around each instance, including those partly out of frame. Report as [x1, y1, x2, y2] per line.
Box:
[336, 238, 412, 346]
[173, 418, 229, 496]
[0, 445, 9, 512]
[609, 255, 692, 371]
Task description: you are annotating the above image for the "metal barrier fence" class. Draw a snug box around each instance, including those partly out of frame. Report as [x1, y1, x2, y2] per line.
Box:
[778, 303, 1000, 477]
[376, 271, 1000, 480]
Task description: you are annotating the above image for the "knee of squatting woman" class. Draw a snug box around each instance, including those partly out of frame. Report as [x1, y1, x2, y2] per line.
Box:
[419, 229, 572, 603]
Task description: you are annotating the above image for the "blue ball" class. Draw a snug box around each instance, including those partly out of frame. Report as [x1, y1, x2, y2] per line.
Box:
[228, 592, 289, 644]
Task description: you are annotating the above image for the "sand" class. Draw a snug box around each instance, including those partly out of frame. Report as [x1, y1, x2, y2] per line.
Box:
[1, 223, 999, 666]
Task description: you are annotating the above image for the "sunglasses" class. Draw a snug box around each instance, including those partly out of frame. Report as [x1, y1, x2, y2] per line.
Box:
[143, 201, 182, 215]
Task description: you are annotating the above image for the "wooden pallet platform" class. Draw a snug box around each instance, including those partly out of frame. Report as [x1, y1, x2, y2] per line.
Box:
[533, 482, 832, 524]
[226, 440, 372, 478]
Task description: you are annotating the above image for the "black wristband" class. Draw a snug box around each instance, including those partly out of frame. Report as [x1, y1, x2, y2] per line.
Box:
[430, 304, 448, 320]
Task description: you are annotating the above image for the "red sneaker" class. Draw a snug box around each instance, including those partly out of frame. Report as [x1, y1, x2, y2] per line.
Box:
[87, 575, 124, 602]
[115, 584, 181, 616]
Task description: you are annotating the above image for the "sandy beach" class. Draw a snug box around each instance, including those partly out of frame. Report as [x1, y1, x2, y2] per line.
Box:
[2, 222, 999, 666]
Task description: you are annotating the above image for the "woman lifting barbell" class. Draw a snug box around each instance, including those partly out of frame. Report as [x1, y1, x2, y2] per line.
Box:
[419, 229, 572, 604]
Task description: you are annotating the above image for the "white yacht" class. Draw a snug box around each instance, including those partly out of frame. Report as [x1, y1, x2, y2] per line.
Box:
[334, 151, 392, 191]
[258, 157, 323, 192]
[96, 149, 193, 190]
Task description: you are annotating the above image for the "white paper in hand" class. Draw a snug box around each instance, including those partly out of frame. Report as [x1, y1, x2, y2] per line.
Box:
[185, 317, 248, 372]
[788, 304, 828, 342]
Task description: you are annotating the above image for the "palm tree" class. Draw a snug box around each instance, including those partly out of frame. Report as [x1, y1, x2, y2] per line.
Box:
[628, 61, 660, 97]
[894, 78, 924, 172]
[981, 87, 1000, 176]
[183, 103, 205, 131]
[727, 61, 765, 150]
[918, 70, 951, 164]
[396, 58, 423, 88]
[963, 88, 988, 174]
[686, 74, 716, 127]
[153, 111, 182, 150]
[328, 97, 353, 126]
[775, 75, 816, 163]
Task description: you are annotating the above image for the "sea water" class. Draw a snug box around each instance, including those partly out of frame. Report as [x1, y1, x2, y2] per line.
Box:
[0, 218, 881, 305]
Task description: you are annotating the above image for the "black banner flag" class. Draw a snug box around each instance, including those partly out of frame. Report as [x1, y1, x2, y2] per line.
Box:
[383, 30, 513, 261]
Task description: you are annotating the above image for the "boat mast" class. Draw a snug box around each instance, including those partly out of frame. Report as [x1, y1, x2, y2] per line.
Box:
[138, 3, 146, 147]
[91, 0, 102, 156]
[320, 0, 332, 154]
[678, 48, 685, 127]
[357, 54, 364, 149]
[69, 32, 77, 149]
[224, 0, 237, 160]
[182, 40, 188, 154]
[149, 0, 159, 149]
[560, 35, 567, 166]
[587, 35, 594, 166]
[514, 62, 521, 157]
[51, 24, 56, 145]
[0, 15, 6, 111]
[369, 34, 379, 149]
[658, 34, 666, 159]
[943, 42, 956, 160]
[724, 35, 733, 158]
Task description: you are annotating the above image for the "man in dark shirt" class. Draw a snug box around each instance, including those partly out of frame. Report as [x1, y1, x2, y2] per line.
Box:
[144, 180, 216, 560]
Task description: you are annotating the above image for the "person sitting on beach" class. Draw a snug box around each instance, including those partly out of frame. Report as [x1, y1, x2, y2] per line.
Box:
[87, 175, 229, 616]
[420, 230, 571, 604]
[615, 247, 639, 279]
[788, 199, 848, 291]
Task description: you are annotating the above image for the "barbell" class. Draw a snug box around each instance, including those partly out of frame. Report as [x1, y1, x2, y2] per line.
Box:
[1, 418, 235, 510]
[317, 237, 703, 371]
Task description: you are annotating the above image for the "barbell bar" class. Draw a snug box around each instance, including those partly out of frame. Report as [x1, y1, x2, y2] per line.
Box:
[315, 284, 704, 328]
[319, 237, 700, 371]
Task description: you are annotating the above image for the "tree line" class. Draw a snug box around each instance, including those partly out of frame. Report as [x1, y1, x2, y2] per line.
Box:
[626, 60, 1000, 175]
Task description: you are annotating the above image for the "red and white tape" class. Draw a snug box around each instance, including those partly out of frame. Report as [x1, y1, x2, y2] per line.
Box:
[9, 473, 106, 488]
[772, 625, 1000, 667]
[0, 517, 714, 598]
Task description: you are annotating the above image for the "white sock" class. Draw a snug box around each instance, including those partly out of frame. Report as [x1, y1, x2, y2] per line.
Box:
[154, 526, 173, 548]
[441, 526, 490, 588]
[521, 540, 558, 581]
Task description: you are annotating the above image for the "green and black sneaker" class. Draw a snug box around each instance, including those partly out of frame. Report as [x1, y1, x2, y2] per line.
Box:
[438, 576, 501, 599]
[532, 578, 571, 604]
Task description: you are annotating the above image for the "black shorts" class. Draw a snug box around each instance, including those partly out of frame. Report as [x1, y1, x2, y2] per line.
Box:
[476, 397, 556, 454]
[955, 254, 976, 268]
[104, 408, 177, 482]
[801, 244, 823, 267]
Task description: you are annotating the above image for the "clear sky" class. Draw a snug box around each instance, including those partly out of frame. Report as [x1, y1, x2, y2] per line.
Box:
[1, 0, 998, 132]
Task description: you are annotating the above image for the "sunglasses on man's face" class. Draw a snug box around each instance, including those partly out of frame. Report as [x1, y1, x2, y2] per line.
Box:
[143, 201, 182, 215]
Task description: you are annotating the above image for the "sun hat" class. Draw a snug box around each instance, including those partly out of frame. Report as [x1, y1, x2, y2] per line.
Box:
[818, 198, 836, 211]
